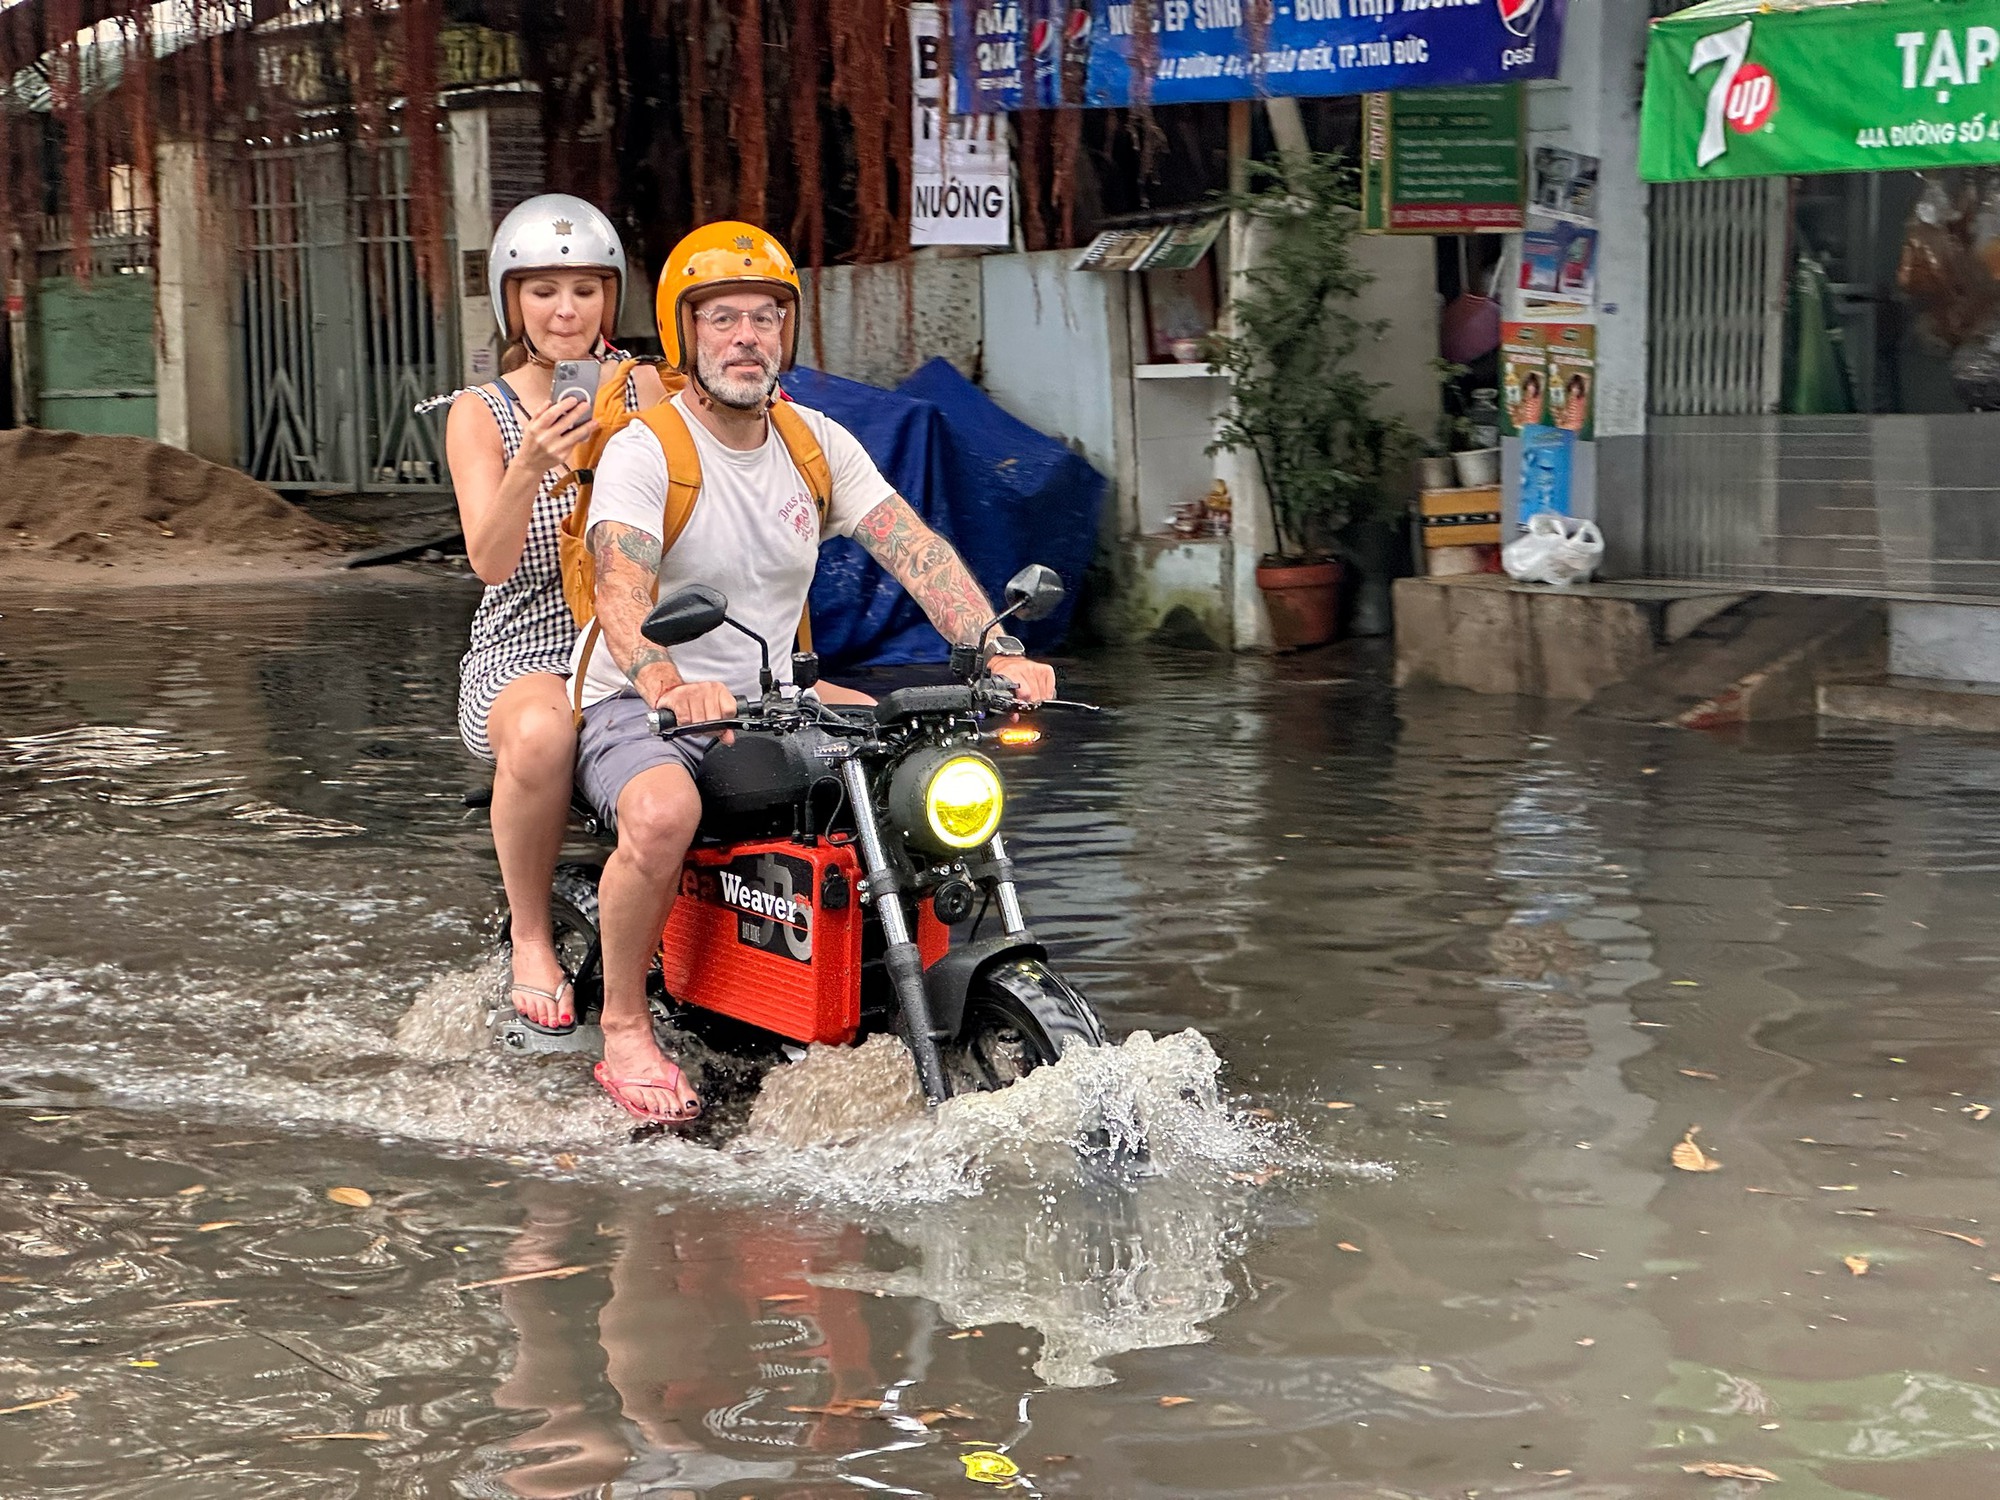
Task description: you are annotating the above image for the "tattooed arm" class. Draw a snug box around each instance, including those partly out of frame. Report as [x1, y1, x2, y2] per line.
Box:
[851, 496, 1056, 703]
[588, 520, 682, 704]
[587, 520, 736, 727]
[852, 496, 995, 646]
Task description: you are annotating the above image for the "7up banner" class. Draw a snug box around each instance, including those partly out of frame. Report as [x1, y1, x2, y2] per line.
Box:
[1641, 0, 2000, 181]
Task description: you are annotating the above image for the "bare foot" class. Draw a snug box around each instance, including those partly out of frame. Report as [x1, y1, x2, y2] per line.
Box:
[597, 1020, 700, 1120]
[509, 936, 572, 1028]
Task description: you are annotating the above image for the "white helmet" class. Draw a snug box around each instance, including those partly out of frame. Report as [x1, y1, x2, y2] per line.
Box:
[487, 193, 627, 350]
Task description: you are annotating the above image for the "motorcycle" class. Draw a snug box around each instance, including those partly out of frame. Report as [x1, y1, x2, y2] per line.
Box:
[480, 564, 1107, 1104]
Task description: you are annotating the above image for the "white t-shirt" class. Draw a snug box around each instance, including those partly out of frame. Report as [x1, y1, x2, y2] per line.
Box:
[571, 391, 895, 708]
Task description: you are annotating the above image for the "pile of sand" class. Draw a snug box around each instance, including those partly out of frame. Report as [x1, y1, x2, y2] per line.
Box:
[0, 428, 349, 581]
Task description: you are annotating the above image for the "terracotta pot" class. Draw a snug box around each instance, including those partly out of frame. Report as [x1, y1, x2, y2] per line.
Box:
[1255, 558, 1342, 650]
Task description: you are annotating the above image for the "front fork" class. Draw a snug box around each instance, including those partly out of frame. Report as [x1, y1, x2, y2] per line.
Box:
[840, 757, 950, 1103]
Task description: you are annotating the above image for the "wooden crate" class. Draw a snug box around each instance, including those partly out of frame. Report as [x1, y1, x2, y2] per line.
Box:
[1417, 486, 1501, 548]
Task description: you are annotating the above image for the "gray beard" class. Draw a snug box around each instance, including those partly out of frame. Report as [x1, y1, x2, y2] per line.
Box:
[697, 347, 778, 410]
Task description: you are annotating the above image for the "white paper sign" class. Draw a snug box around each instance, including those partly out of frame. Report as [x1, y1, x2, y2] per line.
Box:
[909, 4, 1012, 248]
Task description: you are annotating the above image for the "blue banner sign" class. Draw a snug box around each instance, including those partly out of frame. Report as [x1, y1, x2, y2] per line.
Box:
[952, 0, 1567, 112]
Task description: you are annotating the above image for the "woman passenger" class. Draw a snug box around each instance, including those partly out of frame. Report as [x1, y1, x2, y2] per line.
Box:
[445, 195, 665, 1034]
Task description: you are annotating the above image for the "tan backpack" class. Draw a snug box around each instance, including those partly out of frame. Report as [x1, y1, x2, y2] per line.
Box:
[551, 360, 833, 717]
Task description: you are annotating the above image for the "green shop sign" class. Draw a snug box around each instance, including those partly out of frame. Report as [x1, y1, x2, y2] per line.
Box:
[1641, 0, 2000, 181]
[1362, 86, 1524, 233]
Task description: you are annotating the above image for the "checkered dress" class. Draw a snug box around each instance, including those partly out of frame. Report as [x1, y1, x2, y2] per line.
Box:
[456, 362, 638, 761]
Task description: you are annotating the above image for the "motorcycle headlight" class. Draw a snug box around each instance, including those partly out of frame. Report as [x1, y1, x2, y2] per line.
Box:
[888, 747, 1004, 854]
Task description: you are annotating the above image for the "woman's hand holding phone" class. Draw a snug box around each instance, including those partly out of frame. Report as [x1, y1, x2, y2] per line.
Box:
[515, 394, 597, 476]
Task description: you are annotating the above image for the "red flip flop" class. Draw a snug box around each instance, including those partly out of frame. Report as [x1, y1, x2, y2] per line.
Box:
[593, 1060, 701, 1124]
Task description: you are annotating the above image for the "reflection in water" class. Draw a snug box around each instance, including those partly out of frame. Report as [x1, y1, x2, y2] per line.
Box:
[10, 584, 2000, 1496]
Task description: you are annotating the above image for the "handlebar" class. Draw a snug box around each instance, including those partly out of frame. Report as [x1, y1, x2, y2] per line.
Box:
[647, 696, 747, 740]
[647, 683, 1098, 741]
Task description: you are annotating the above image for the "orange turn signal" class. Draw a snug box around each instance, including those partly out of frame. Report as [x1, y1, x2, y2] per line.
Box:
[996, 726, 1041, 747]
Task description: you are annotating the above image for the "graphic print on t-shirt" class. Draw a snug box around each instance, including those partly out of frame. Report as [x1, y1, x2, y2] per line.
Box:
[778, 490, 817, 541]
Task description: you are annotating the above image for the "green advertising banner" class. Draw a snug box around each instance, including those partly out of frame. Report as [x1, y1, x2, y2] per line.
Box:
[1363, 86, 1524, 233]
[1641, 0, 2000, 182]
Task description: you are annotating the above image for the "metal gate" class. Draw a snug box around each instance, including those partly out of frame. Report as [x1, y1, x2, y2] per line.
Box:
[239, 138, 457, 492]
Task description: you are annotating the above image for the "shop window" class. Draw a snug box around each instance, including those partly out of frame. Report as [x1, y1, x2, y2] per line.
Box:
[1788, 170, 2000, 415]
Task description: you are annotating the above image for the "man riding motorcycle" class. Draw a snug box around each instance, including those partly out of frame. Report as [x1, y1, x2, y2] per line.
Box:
[573, 221, 1057, 1124]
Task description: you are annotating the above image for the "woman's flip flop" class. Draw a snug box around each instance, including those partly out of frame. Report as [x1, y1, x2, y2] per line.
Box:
[510, 978, 575, 1037]
[593, 1060, 701, 1124]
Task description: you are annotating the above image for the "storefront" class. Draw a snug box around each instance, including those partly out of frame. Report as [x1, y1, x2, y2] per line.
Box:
[1642, 0, 2000, 599]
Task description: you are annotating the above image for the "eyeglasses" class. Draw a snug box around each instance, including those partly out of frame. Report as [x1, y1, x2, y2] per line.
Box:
[693, 305, 788, 335]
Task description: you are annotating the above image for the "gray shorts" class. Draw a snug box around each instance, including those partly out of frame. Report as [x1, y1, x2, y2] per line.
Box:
[575, 692, 708, 830]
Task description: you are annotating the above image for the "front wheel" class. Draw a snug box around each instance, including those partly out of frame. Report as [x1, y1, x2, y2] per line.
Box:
[941, 959, 1105, 1094]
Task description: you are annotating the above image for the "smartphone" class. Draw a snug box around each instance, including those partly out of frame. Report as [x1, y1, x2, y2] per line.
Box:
[550, 360, 602, 432]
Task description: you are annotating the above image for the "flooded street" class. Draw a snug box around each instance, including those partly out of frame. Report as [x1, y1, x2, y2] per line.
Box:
[6, 577, 2000, 1498]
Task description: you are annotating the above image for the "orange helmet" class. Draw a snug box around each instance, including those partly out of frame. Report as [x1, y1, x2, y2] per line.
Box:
[656, 221, 801, 375]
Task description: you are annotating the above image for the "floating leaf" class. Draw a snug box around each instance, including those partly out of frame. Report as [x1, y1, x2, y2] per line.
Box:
[1337, 1242, 1363, 1253]
[457, 1264, 596, 1292]
[552, 1153, 579, 1171]
[126, 1360, 159, 1369]
[0, 1275, 30, 1284]
[196, 1221, 241, 1233]
[175, 1185, 206, 1197]
[1919, 1228, 1986, 1248]
[1966, 1104, 1992, 1122]
[1672, 1128, 1721, 1173]
[281, 1431, 392, 1443]
[761, 1292, 807, 1304]
[1818, 1185, 1860, 1193]
[326, 1187, 372, 1208]
[1682, 1460, 1780, 1482]
[1321, 1101, 1355, 1111]
[1843, 1255, 1870, 1276]
[1158, 1395, 1195, 1407]
[961, 1452, 1020, 1484]
[0, 1389, 79, 1416]
[1680, 1069, 1720, 1080]
[947, 1328, 985, 1339]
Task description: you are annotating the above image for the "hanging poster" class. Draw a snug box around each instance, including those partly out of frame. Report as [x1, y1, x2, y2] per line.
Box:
[911, 4, 1015, 247]
[1501, 320, 1594, 440]
[1519, 426, 1576, 522]
[1362, 86, 1524, 233]
[952, 0, 1568, 114]
[1518, 214, 1597, 313]
[1545, 322, 1596, 440]
[1499, 321, 1546, 436]
[1529, 146, 1600, 224]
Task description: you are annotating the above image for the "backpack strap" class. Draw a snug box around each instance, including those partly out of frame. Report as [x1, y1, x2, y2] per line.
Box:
[569, 399, 706, 723]
[768, 401, 835, 652]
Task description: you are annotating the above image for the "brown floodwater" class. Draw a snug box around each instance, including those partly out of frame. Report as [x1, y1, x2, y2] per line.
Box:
[4, 576, 2000, 1499]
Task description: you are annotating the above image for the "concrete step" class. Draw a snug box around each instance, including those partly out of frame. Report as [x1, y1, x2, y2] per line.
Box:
[1392, 575, 1750, 702]
[1819, 676, 2000, 732]
[1585, 595, 1884, 727]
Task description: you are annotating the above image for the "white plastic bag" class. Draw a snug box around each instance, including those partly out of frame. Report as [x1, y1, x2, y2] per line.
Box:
[1502, 512, 1567, 583]
[1544, 519, 1604, 586]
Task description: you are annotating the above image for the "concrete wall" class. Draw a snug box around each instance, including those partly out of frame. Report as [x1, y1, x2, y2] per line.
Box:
[799, 255, 984, 389]
[155, 142, 236, 465]
[977, 251, 1127, 492]
[1503, 0, 1650, 576]
[1350, 234, 1442, 444]
[1890, 602, 2000, 683]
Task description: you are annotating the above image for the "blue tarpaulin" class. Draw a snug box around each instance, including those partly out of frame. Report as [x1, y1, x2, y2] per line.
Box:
[785, 358, 1106, 671]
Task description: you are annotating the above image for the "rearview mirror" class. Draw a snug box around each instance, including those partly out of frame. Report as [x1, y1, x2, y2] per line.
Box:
[641, 585, 729, 648]
[1003, 564, 1065, 623]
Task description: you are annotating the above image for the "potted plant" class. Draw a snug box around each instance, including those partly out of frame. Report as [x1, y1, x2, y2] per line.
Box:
[1207, 153, 1414, 650]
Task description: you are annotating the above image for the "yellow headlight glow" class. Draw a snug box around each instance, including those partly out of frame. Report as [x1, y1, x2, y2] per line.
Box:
[924, 756, 1004, 849]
